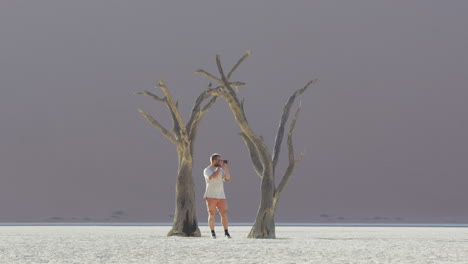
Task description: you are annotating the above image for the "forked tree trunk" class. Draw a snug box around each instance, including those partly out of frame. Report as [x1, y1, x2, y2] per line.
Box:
[197, 51, 315, 238]
[167, 149, 201, 236]
[138, 80, 217, 237]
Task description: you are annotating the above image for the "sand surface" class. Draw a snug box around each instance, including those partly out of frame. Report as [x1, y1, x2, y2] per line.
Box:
[1, 226, 467, 263]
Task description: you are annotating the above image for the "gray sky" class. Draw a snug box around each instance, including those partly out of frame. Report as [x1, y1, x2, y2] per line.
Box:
[1, 0, 467, 223]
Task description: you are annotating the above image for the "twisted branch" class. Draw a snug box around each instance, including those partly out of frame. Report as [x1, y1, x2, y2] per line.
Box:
[194, 70, 222, 84]
[187, 90, 211, 132]
[196, 50, 251, 90]
[227, 50, 252, 79]
[272, 79, 317, 172]
[138, 109, 177, 145]
[137, 91, 166, 103]
[274, 103, 304, 198]
[138, 80, 219, 148]
[187, 88, 218, 140]
[213, 54, 272, 175]
[239, 132, 264, 178]
[137, 88, 182, 139]
[156, 80, 188, 143]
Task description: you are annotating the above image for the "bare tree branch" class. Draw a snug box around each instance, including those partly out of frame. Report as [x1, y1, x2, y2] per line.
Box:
[195, 70, 222, 84]
[240, 97, 248, 123]
[274, 104, 304, 199]
[272, 79, 317, 173]
[216, 55, 238, 97]
[168, 107, 182, 140]
[138, 89, 182, 140]
[227, 50, 252, 80]
[187, 95, 217, 155]
[138, 109, 177, 145]
[156, 80, 188, 143]
[288, 102, 301, 162]
[192, 95, 217, 131]
[214, 54, 273, 174]
[240, 97, 245, 111]
[228, 82, 247, 89]
[195, 70, 246, 89]
[180, 81, 219, 152]
[137, 91, 166, 103]
[216, 55, 268, 160]
[239, 132, 264, 178]
[187, 89, 217, 140]
[197, 69, 246, 91]
[202, 96, 217, 113]
[187, 91, 211, 132]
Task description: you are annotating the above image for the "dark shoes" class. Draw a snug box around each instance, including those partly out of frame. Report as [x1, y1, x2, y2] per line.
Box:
[210, 230, 231, 239]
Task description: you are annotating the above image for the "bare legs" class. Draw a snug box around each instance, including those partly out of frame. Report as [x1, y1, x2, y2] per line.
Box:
[208, 210, 215, 231]
[208, 211, 228, 230]
[220, 211, 229, 230]
[206, 198, 229, 237]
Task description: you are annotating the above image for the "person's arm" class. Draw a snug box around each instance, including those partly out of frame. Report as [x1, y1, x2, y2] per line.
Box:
[207, 167, 221, 180]
[222, 161, 231, 182]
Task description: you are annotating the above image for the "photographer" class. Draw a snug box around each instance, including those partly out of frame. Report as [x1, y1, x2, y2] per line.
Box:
[203, 153, 231, 239]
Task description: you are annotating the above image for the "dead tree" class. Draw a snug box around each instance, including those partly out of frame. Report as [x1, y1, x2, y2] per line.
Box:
[137, 80, 217, 237]
[197, 51, 316, 238]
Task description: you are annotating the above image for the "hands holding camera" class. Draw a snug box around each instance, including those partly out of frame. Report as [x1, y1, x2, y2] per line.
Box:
[209, 156, 231, 181]
[220, 160, 230, 181]
[220, 159, 228, 168]
[215, 159, 228, 168]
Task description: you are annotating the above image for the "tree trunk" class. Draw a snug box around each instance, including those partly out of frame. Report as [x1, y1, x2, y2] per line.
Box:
[167, 150, 201, 237]
[248, 172, 276, 238]
[138, 81, 218, 238]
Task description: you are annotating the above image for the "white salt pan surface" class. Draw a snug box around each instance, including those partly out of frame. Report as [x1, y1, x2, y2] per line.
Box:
[1, 226, 467, 263]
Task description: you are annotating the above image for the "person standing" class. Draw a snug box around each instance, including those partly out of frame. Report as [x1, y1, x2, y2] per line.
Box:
[203, 153, 231, 239]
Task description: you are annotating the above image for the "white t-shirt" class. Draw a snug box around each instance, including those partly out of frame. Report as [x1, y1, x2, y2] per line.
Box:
[203, 166, 226, 199]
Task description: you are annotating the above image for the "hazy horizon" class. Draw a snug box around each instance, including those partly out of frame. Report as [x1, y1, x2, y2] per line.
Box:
[1, 1, 467, 223]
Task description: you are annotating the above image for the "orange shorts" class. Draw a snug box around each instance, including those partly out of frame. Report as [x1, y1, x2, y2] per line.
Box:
[205, 198, 228, 213]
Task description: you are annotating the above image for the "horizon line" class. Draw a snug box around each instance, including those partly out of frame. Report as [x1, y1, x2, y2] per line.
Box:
[1, 222, 467, 227]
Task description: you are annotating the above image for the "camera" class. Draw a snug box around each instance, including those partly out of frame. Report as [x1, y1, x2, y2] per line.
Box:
[216, 160, 228, 167]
